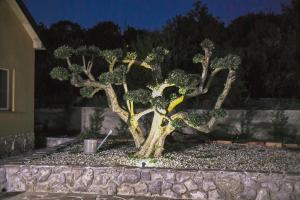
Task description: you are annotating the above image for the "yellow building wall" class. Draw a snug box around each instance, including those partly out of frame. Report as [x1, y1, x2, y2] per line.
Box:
[0, 1, 35, 144]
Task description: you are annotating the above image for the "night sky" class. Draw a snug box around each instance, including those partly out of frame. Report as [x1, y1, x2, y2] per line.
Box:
[23, 0, 291, 30]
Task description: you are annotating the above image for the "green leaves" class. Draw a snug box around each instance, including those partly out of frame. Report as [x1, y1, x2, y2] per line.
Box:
[124, 89, 151, 104]
[151, 96, 169, 109]
[75, 45, 101, 57]
[101, 49, 123, 63]
[210, 54, 241, 70]
[200, 39, 215, 52]
[125, 52, 137, 60]
[50, 67, 70, 81]
[210, 109, 227, 118]
[166, 69, 200, 93]
[80, 87, 95, 98]
[144, 47, 169, 64]
[193, 53, 205, 64]
[186, 109, 227, 127]
[54, 46, 74, 59]
[70, 74, 84, 86]
[98, 65, 127, 85]
[54, 45, 102, 59]
[166, 69, 187, 86]
[170, 118, 186, 129]
[68, 64, 83, 73]
[186, 112, 209, 127]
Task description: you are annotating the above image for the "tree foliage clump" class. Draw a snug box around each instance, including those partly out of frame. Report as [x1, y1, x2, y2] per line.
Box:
[50, 38, 240, 158]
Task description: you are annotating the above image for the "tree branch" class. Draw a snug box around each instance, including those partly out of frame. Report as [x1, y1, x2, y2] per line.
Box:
[82, 55, 86, 69]
[151, 82, 174, 97]
[170, 112, 211, 133]
[66, 57, 72, 67]
[123, 83, 132, 114]
[167, 95, 184, 112]
[187, 68, 223, 98]
[109, 58, 117, 72]
[87, 56, 94, 73]
[173, 69, 236, 133]
[104, 84, 129, 122]
[202, 68, 223, 93]
[122, 60, 152, 70]
[134, 108, 154, 122]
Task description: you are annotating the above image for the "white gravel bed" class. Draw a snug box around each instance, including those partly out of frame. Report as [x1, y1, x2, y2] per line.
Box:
[26, 142, 300, 173]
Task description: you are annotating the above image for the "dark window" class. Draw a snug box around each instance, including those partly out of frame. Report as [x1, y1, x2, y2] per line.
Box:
[0, 68, 8, 110]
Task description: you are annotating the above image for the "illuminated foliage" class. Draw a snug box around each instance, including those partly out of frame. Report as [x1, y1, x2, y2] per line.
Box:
[100, 49, 123, 63]
[98, 65, 127, 85]
[75, 45, 101, 57]
[125, 52, 137, 60]
[68, 64, 83, 73]
[124, 89, 151, 104]
[80, 87, 95, 98]
[166, 69, 199, 94]
[200, 38, 215, 51]
[151, 96, 169, 109]
[144, 47, 169, 64]
[50, 67, 70, 81]
[54, 45, 74, 59]
[210, 54, 241, 70]
[170, 118, 186, 129]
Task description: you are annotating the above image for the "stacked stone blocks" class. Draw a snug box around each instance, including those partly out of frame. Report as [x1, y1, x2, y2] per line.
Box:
[0, 165, 299, 199]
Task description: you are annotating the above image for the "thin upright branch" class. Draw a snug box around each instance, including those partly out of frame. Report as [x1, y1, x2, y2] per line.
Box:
[123, 83, 132, 114]
[81, 56, 95, 81]
[202, 68, 223, 93]
[109, 58, 117, 72]
[87, 56, 94, 73]
[82, 56, 86, 68]
[198, 48, 211, 91]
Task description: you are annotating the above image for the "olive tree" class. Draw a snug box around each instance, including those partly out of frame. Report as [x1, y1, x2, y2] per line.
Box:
[50, 39, 240, 158]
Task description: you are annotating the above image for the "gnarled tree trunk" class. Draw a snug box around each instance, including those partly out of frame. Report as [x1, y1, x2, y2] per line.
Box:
[134, 111, 174, 158]
[104, 84, 145, 148]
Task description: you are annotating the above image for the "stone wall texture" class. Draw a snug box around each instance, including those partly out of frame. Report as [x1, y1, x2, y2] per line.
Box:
[1, 165, 300, 200]
[0, 132, 34, 157]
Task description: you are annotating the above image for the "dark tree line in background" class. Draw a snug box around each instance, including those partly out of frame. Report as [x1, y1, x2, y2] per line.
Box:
[35, 0, 300, 108]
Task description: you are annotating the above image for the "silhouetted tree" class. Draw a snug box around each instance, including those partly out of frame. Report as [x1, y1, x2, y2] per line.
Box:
[86, 21, 122, 49]
[35, 21, 86, 107]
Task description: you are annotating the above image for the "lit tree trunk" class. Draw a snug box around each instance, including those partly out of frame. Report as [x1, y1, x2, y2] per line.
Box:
[134, 111, 175, 158]
[154, 134, 169, 157]
[104, 84, 145, 148]
[135, 112, 163, 158]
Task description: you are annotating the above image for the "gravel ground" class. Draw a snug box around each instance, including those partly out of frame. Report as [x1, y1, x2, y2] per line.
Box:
[26, 141, 300, 173]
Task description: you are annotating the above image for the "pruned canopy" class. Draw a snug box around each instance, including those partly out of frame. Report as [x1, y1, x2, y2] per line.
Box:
[50, 39, 241, 158]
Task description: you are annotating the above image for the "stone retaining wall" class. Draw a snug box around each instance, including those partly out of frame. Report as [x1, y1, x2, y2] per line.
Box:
[1, 165, 299, 199]
[0, 132, 34, 157]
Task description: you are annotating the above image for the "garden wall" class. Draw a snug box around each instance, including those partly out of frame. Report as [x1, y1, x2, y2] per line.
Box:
[0, 165, 299, 199]
[81, 108, 300, 141]
[0, 132, 34, 157]
[35, 108, 81, 132]
[36, 107, 300, 141]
